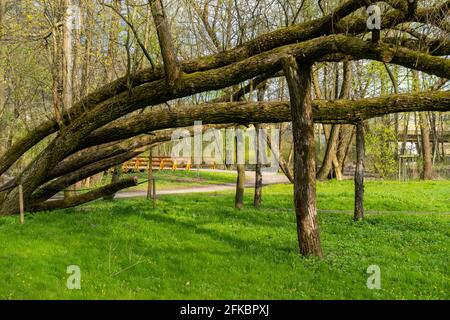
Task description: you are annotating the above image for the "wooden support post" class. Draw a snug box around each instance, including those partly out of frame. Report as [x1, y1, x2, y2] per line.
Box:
[152, 178, 156, 209]
[147, 147, 154, 200]
[354, 121, 365, 221]
[18, 184, 24, 224]
[254, 123, 263, 208]
[235, 126, 246, 210]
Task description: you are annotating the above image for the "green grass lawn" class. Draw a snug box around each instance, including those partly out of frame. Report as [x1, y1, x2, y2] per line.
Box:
[0, 180, 449, 299]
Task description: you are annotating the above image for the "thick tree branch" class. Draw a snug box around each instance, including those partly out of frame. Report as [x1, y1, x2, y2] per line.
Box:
[29, 177, 139, 212]
[83, 91, 450, 149]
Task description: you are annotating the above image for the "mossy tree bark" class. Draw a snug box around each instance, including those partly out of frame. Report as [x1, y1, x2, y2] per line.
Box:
[31, 177, 138, 212]
[1, 25, 449, 179]
[1, 91, 449, 212]
[1, 21, 450, 215]
[282, 56, 323, 258]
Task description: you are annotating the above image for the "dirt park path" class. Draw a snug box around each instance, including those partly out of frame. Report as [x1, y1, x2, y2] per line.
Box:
[115, 171, 290, 199]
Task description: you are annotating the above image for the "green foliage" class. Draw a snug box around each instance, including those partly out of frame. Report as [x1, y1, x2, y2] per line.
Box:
[0, 181, 448, 299]
[365, 122, 398, 178]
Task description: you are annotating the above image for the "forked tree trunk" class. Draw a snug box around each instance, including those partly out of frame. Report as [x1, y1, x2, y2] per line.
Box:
[412, 71, 433, 180]
[354, 121, 365, 221]
[317, 61, 351, 180]
[336, 124, 354, 175]
[281, 56, 322, 258]
[317, 124, 340, 180]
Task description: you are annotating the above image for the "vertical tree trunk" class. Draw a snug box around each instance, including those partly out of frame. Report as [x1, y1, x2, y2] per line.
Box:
[429, 112, 438, 162]
[147, 146, 154, 200]
[106, 0, 120, 83]
[281, 56, 322, 258]
[401, 113, 409, 155]
[336, 125, 354, 175]
[412, 71, 433, 180]
[316, 62, 351, 180]
[419, 112, 433, 180]
[63, 0, 76, 200]
[151, 0, 180, 87]
[317, 125, 340, 180]
[235, 126, 245, 210]
[354, 121, 365, 221]
[254, 123, 263, 208]
[253, 85, 266, 207]
[0, 0, 6, 155]
[235, 165, 246, 209]
[63, 0, 74, 113]
[101, 0, 121, 200]
[51, 22, 63, 127]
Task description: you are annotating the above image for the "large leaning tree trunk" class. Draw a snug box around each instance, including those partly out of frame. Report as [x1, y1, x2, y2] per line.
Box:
[1, 91, 449, 213]
[282, 56, 322, 258]
[0, 35, 449, 181]
[0, 0, 449, 215]
[0, 0, 448, 181]
[30, 177, 138, 212]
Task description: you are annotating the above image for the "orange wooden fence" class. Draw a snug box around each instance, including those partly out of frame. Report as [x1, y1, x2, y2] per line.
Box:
[121, 156, 217, 173]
